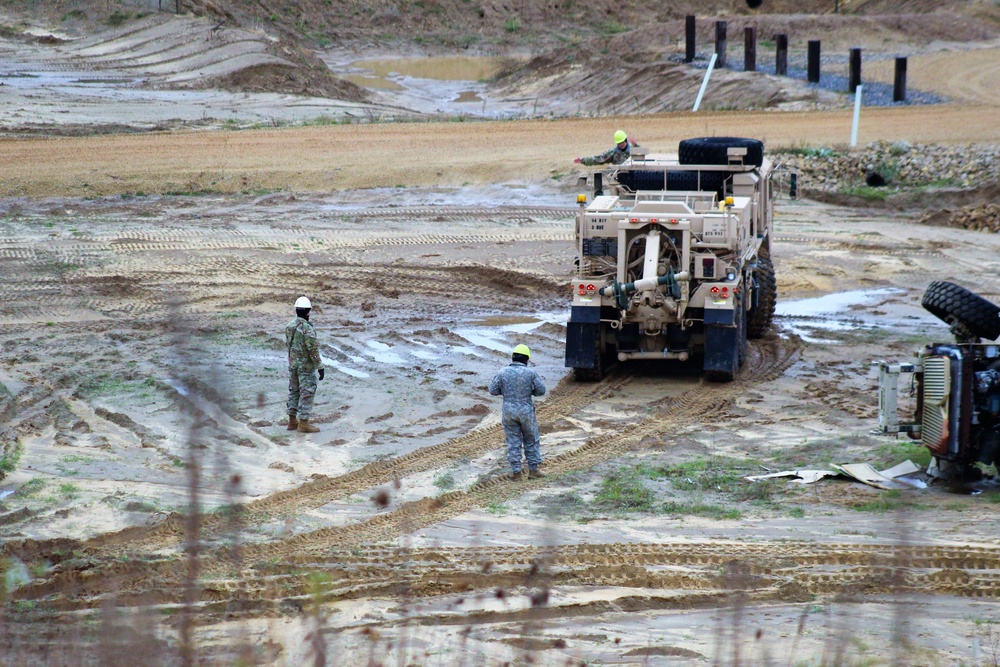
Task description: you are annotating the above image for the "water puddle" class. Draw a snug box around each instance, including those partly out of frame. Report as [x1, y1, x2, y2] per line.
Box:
[330, 53, 536, 118]
[363, 340, 405, 365]
[0, 488, 14, 501]
[321, 354, 370, 379]
[775, 288, 904, 343]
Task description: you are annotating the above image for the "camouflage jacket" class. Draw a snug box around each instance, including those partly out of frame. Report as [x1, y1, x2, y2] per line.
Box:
[581, 143, 634, 166]
[285, 316, 323, 372]
[489, 362, 546, 414]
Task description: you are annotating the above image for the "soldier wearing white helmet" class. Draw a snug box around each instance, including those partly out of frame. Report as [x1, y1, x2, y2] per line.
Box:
[285, 295, 324, 433]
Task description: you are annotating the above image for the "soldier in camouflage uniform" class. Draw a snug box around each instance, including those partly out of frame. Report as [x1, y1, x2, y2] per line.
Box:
[489, 344, 547, 480]
[286, 295, 325, 433]
[573, 129, 639, 166]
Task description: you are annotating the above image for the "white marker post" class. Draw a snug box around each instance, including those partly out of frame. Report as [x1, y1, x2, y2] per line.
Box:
[850, 84, 863, 147]
[693, 53, 718, 112]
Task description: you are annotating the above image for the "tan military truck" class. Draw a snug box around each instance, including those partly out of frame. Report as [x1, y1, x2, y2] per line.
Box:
[565, 137, 784, 381]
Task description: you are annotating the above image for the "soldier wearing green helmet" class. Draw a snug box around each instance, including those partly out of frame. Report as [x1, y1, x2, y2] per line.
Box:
[574, 129, 639, 166]
[489, 343, 547, 480]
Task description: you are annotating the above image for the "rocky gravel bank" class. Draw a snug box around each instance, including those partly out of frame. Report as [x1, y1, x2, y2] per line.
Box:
[773, 140, 1000, 232]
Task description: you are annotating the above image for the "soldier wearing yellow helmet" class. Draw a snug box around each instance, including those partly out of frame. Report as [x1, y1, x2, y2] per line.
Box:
[489, 344, 547, 480]
[573, 129, 639, 166]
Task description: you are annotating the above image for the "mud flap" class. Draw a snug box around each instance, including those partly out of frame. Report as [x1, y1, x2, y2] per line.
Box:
[703, 307, 737, 379]
[704, 325, 738, 377]
[565, 307, 600, 369]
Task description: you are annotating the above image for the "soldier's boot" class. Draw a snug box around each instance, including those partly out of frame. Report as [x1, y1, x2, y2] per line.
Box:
[509, 470, 523, 481]
[287, 414, 298, 430]
[297, 419, 320, 434]
[528, 468, 546, 479]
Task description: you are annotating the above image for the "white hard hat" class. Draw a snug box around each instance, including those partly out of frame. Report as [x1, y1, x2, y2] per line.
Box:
[295, 296, 312, 309]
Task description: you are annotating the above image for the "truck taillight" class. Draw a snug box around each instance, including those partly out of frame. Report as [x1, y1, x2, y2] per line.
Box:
[710, 286, 720, 295]
[721, 287, 729, 297]
[586, 284, 596, 292]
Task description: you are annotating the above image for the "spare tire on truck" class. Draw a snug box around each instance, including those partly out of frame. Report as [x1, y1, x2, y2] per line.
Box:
[922, 280, 1000, 341]
[679, 137, 764, 167]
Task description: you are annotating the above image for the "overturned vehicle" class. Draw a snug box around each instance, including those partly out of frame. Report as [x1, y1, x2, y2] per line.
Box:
[565, 137, 787, 382]
[878, 281, 1000, 478]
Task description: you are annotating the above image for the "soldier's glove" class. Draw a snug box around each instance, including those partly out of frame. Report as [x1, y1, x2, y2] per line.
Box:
[318, 368, 325, 381]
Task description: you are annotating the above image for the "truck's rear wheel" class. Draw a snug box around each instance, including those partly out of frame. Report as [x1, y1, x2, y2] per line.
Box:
[922, 280, 1000, 341]
[747, 256, 776, 339]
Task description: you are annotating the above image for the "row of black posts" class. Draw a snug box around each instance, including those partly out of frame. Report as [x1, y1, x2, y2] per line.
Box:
[684, 15, 908, 102]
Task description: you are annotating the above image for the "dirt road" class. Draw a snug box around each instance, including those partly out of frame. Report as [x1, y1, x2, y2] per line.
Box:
[3, 103, 1000, 198]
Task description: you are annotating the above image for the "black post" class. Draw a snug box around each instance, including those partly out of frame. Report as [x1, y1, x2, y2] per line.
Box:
[849, 47, 862, 92]
[893, 56, 907, 102]
[744, 26, 756, 72]
[807, 40, 821, 83]
[685, 15, 696, 63]
[775, 34, 788, 76]
[715, 21, 727, 68]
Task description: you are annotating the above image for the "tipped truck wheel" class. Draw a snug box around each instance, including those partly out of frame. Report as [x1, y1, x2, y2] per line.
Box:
[747, 255, 776, 339]
[922, 280, 1000, 341]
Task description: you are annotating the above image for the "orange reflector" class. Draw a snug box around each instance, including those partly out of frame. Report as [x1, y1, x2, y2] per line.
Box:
[630, 217, 639, 223]
[650, 218, 658, 223]
[670, 218, 678, 224]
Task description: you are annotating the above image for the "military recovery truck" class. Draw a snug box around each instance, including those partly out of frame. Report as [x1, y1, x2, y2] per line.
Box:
[878, 281, 1000, 479]
[565, 137, 782, 382]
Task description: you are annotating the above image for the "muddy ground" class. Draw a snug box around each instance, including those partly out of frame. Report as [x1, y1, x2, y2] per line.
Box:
[2, 7, 1000, 667]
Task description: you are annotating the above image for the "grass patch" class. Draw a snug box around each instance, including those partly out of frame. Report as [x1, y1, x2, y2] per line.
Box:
[848, 489, 928, 513]
[484, 502, 507, 516]
[433, 472, 456, 491]
[655, 458, 745, 494]
[12, 477, 44, 498]
[58, 483, 80, 498]
[874, 440, 931, 468]
[596, 20, 629, 36]
[662, 501, 742, 520]
[0, 440, 23, 478]
[841, 185, 890, 202]
[594, 469, 655, 512]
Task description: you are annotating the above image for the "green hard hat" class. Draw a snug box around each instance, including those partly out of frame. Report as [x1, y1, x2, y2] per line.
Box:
[614, 130, 628, 144]
[513, 344, 531, 358]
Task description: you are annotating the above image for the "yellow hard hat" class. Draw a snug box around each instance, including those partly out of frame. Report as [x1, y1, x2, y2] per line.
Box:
[513, 344, 531, 358]
[614, 130, 628, 144]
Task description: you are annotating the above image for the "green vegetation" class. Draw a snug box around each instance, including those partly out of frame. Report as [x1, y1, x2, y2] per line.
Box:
[840, 185, 890, 201]
[0, 440, 23, 478]
[874, 440, 931, 469]
[58, 483, 80, 498]
[504, 17, 520, 32]
[106, 10, 130, 26]
[433, 471, 456, 491]
[662, 501, 742, 520]
[596, 21, 629, 37]
[484, 501, 507, 515]
[594, 469, 655, 511]
[13, 478, 44, 498]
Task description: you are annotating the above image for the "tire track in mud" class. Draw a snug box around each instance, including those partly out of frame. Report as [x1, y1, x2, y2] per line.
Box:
[23, 538, 1000, 611]
[12, 334, 796, 601]
[4, 370, 631, 564]
[226, 335, 802, 565]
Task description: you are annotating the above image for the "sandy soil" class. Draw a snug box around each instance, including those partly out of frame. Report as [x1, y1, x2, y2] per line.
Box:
[2, 11, 1000, 667]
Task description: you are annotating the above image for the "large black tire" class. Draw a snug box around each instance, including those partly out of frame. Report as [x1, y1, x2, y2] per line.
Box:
[679, 137, 764, 168]
[922, 280, 1000, 341]
[747, 255, 776, 339]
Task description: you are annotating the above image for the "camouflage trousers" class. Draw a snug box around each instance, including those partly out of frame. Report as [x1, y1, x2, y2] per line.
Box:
[287, 367, 318, 420]
[502, 409, 542, 473]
